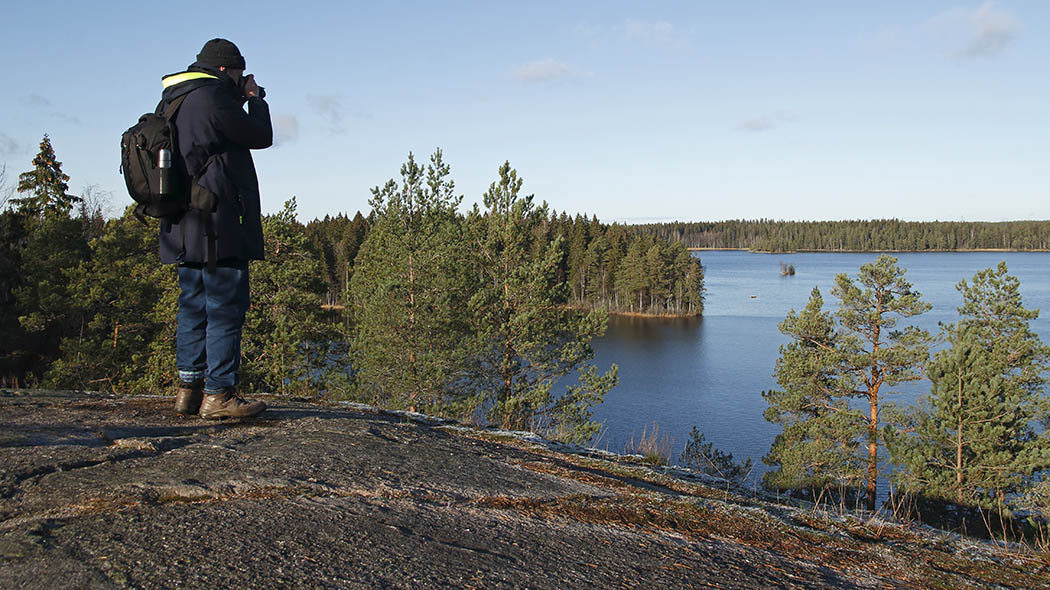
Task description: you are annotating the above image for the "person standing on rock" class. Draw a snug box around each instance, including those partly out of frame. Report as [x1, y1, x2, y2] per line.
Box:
[158, 39, 271, 419]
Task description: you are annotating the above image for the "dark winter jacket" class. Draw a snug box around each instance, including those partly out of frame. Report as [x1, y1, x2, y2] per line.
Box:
[156, 62, 272, 264]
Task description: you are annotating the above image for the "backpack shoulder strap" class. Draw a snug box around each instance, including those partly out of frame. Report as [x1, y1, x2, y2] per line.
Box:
[161, 93, 190, 122]
[158, 88, 219, 272]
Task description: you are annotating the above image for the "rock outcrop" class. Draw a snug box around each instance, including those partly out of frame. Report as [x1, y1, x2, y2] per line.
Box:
[1, 391, 1046, 589]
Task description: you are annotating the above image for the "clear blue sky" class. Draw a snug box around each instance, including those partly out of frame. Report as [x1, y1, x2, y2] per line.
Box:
[1, 1, 1047, 223]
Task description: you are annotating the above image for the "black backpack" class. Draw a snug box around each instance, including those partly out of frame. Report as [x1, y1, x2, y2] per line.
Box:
[120, 94, 192, 222]
[120, 92, 218, 271]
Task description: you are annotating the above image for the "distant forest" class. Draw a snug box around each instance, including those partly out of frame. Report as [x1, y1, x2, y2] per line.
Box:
[632, 219, 1050, 252]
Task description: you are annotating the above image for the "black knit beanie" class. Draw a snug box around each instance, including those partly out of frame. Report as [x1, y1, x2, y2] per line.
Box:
[196, 38, 246, 69]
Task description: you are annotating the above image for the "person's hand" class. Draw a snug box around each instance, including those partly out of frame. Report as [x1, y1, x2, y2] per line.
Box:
[242, 74, 264, 99]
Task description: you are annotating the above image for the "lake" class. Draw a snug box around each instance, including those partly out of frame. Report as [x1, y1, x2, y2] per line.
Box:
[588, 250, 1050, 482]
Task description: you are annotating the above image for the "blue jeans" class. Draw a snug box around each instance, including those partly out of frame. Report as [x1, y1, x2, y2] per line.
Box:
[176, 262, 250, 392]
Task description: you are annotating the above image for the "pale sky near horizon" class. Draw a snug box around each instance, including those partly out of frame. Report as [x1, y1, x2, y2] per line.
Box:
[1, 1, 1047, 223]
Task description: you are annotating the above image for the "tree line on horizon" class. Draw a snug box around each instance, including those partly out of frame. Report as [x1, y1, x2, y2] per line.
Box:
[635, 219, 1050, 252]
[0, 139, 701, 443]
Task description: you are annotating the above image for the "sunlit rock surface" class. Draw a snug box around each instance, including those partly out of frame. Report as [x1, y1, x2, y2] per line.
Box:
[1, 391, 1046, 589]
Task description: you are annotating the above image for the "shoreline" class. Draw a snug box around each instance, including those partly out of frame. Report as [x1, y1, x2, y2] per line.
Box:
[607, 310, 702, 319]
[324, 304, 702, 319]
[687, 247, 1050, 254]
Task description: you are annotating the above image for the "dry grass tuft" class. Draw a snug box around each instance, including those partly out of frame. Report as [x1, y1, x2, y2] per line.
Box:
[623, 423, 674, 465]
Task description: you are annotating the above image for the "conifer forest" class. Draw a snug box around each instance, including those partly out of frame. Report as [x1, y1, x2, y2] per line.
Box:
[636, 219, 1050, 252]
[2, 138, 1050, 539]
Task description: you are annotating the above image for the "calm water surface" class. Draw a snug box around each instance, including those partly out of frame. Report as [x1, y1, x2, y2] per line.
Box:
[589, 251, 1050, 478]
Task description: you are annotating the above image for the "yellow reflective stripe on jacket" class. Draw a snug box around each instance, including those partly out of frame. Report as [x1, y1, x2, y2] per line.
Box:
[161, 72, 219, 88]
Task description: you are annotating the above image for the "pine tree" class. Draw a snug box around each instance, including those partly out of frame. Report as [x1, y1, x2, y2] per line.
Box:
[349, 150, 474, 413]
[888, 263, 1050, 512]
[681, 427, 752, 484]
[765, 256, 930, 510]
[242, 198, 336, 395]
[832, 254, 931, 510]
[15, 134, 81, 221]
[467, 162, 617, 442]
[763, 287, 864, 500]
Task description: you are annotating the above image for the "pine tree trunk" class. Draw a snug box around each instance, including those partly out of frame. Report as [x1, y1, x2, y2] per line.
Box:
[408, 252, 416, 412]
[867, 392, 878, 511]
[956, 372, 964, 504]
[502, 255, 512, 427]
[865, 300, 884, 512]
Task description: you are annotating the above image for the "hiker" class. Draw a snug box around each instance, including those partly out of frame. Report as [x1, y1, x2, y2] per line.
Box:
[158, 38, 272, 419]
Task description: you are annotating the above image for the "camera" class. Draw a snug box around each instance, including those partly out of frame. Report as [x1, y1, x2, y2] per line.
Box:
[238, 74, 265, 99]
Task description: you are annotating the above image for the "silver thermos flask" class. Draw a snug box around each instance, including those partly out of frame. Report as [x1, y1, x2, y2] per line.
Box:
[157, 148, 172, 195]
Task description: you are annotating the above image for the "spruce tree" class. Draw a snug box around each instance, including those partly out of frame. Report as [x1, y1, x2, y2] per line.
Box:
[604, 225, 628, 308]
[888, 263, 1050, 512]
[12, 214, 90, 383]
[8, 135, 88, 383]
[15, 134, 80, 221]
[349, 150, 474, 413]
[566, 216, 589, 302]
[304, 215, 341, 306]
[583, 233, 609, 305]
[675, 245, 704, 316]
[45, 208, 178, 394]
[338, 212, 369, 294]
[467, 162, 617, 442]
[0, 210, 28, 386]
[645, 242, 669, 311]
[616, 239, 647, 312]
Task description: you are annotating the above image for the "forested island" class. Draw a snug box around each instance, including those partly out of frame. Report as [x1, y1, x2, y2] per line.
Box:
[304, 201, 703, 316]
[635, 219, 1050, 252]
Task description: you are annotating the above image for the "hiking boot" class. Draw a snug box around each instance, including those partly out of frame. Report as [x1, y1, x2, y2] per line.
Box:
[199, 389, 266, 420]
[175, 380, 204, 415]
